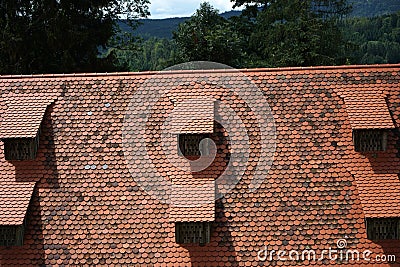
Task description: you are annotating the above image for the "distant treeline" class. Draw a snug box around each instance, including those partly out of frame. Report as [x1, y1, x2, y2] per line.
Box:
[130, 0, 400, 41]
[343, 12, 400, 64]
[115, 38, 180, 71]
[115, 11, 400, 71]
[350, 0, 400, 17]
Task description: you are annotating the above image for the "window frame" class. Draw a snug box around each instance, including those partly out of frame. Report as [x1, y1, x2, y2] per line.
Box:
[353, 129, 388, 152]
[0, 224, 25, 247]
[175, 222, 211, 245]
[2, 129, 40, 161]
[366, 218, 400, 240]
[178, 133, 212, 157]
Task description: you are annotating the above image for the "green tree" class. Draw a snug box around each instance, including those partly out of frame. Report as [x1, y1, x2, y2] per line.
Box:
[173, 2, 243, 67]
[232, 0, 351, 67]
[114, 37, 181, 71]
[341, 11, 400, 64]
[0, 0, 149, 74]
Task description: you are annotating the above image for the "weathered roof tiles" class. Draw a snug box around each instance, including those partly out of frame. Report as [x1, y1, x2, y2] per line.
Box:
[0, 64, 398, 266]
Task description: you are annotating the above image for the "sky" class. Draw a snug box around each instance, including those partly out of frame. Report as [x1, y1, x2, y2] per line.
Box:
[149, 0, 240, 19]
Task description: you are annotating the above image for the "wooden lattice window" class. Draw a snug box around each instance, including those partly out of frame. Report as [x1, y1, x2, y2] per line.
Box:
[178, 134, 211, 157]
[0, 225, 24, 246]
[2, 134, 39, 161]
[175, 222, 211, 245]
[366, 218, 400, 240]
[353, 129, 388, 152]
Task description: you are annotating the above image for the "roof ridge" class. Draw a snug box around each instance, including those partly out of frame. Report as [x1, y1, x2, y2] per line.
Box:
[0, 64, 399, 79]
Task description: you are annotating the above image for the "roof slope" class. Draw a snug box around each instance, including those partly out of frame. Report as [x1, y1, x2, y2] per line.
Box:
[355, 174, 400, 218]
[168, 98, 215, 134]
[169, 178, 215, 222]
[343, 96, 395, 129]
[0, 182, 36, 225]
[0, 65, 399, 266]
[0, 93, 58, 138]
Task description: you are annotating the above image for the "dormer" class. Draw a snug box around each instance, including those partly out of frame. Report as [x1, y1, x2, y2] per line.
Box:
[342, 94, 395, 152]
[178, 133, 212, 158]
[170, 98, 215, 158]
[353, 129, 388, 152]
[366, 217, 400, 240]
[0, 95, 56, 160]
[3, 133, 40, 161]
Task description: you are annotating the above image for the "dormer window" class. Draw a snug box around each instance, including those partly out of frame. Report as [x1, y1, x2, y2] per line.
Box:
[178, 134, 211, 157]
[0, 94, 55, 247]
[353, 129, 388, 152]
[175, 222, 211, 245]
[0, 225, 25, 247]
[0, 181, 36, 247]
[3, 132, 39, 161]
[366, 218, 400, 240]
[0, 94, 56, 161]
[341, 94, 394, 152]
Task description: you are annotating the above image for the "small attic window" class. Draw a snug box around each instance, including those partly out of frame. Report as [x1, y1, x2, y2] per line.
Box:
[0, 225, 24, 247]
[353, 129, 387, 152]
[3, 133, 39, 161]
[175, 222, 211, 245]
[178, 134, 211, 157]
[366, 218, 400, 240]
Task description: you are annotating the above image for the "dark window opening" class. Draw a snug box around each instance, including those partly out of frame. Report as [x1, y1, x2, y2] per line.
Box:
[366, 218, 400, 240]
[2, 133, 39, 161]
[353, 129, 388, 152]
[175, 222, 211, 245]
[0, 225, 24, 246]
[178, 134, 211, 157]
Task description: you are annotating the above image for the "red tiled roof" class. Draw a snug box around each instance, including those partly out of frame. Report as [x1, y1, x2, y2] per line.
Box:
[0, 94, 57, 138]
[343, 95, 395, 129]
[354, 174, 400, 218]
[169, 178, 215, 222]
[168, 98, 215, 134]
[0, 182, 36, 225]
[0, 64, 399, 266]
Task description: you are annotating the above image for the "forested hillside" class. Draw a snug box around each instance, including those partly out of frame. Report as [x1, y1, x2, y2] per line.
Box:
[118, 11, 241, 40]
[351, 0, 400, 17]
[343, 12, 400, 64]
[114, 37, 180, 71]
[115, 3, 400, 71]
[132, 0, 400, 40]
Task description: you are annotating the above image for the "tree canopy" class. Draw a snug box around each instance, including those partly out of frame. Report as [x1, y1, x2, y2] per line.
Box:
[342, 11, 400, 64]
[172, 2, 243, 67]
[114, 37, 180, 71]
[232, 0, 352, 67]
[0, 0, 149, 74]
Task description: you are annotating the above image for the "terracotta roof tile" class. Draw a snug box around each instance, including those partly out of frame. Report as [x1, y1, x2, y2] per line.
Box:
[0, 181, 36, 225]
[169, 178, 215, 222]
[343, 95, 395, 129]
[0, 64, 399, 265]
[0, 94, 58, 138]
[168, 98, 215, 134]
[354, 174, 400, 218]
